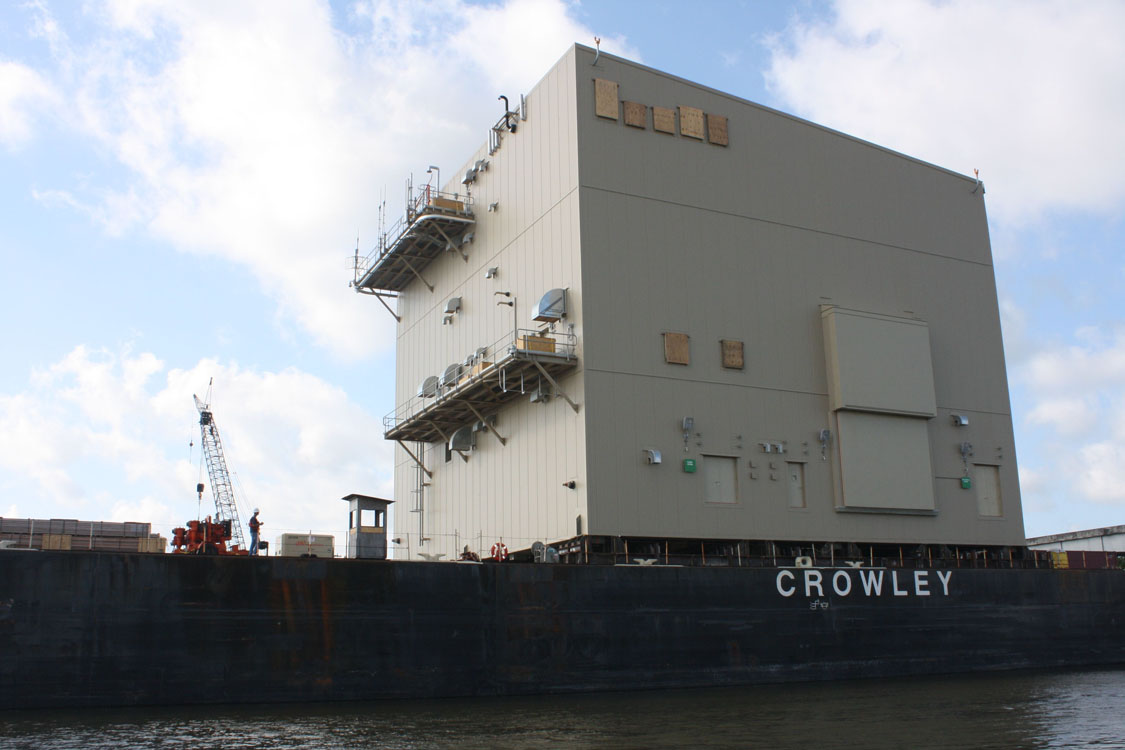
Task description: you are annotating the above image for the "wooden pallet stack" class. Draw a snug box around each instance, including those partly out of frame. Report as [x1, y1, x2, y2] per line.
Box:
[0, 517, 167, 553]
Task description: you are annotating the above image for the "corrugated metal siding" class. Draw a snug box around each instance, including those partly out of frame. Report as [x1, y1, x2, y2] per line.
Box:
[391, 48, 585, 560]
[572, 45, 1023, 546]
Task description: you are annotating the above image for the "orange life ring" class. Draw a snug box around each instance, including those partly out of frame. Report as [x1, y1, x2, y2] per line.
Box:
[490, 542, 508, 561]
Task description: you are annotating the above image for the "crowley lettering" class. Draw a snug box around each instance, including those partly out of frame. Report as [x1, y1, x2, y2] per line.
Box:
[776, 569, 952, 598]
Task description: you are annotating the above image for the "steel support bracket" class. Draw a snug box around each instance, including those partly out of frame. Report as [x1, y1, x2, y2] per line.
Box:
[432, 223, 469, 262]
[427, 422, 468, 461]
[531, 361, 580, 413]
[464, 402, 507, 445]
[400, 256, 435, 292]
[373, 291, 402, 322]
[396, 440, 433, 478]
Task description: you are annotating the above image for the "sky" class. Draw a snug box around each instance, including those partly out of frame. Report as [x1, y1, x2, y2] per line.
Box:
[1, 0, 1122, 549]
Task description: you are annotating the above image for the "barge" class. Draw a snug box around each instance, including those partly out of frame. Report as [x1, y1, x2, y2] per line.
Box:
[3, 45, 1123, 710]
[1, 544, 1122, 709]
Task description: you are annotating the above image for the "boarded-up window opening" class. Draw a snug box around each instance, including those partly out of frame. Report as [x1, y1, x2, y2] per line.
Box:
[721, 339, 744, 369]
[664, 332, 690, 365]
[653, 106, 676, 134]
[594, 79, 619, 120]
[679, 106, 704, 139]
[707, 114, 729, 146]
[623, 101, 646, 128]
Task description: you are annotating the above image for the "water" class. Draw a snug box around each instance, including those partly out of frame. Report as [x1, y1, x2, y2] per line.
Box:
[3, 668, 1124, 749]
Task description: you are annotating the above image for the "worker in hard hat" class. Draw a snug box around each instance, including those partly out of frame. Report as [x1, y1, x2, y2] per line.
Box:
[248, 509, 262, 556]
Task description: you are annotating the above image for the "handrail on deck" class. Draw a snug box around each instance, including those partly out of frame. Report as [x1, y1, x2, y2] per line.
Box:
[352, 187, 474, 286]
[384, 327, 578, 434]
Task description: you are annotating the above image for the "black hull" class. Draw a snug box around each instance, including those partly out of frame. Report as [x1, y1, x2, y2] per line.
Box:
[1, 550, 1123, 709]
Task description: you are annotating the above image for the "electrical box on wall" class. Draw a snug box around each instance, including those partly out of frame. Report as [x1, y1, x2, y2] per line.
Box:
[961, 476, 972, 490]
[683, 458, 697, 473]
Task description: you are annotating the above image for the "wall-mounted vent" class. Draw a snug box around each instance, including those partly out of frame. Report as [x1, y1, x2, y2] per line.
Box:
[532, 288, 566, 322]
[449, 425, 475, 452]
[439, 363, 462, 390]
[417, 375, 439, 398]
[444, 297, 462, 314]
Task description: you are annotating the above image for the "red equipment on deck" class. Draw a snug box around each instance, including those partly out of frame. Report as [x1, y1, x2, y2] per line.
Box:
[171, 516, 247, 555]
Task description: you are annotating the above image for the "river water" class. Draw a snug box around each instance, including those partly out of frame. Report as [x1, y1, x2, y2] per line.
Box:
[2, 667, 1124, 749]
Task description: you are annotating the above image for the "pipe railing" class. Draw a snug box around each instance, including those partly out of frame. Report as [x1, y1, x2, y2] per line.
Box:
[353, 187, 474, 284]
[384, 327, 578, 433]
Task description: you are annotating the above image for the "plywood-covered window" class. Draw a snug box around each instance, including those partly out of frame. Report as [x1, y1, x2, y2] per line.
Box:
[702, 455, 738, 504]
[594, 79, 618, 119]
[707, 113, 729, 146]
[623, 101, 646, 128]
[653, 106, 676, 134]
[974, 464, 1002, 517]
[663, 332, 690, 365]
[679, 106, 704, 139]
[721, 339, 744, 369]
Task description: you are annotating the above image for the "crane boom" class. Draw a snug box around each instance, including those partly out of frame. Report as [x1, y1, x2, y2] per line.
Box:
[193, 393, 247, 550]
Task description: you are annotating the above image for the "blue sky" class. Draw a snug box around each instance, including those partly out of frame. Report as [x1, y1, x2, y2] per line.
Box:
[1, 0, 1122, 545]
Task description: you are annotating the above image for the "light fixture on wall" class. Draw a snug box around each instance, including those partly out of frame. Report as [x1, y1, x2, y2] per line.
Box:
[485, 266, 499, 279]
[951, 414, 969, 426]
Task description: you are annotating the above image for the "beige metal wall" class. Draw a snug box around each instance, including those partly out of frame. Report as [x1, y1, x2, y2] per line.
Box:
[391, 48, 587, 559]
[572, 45, 1024, 546]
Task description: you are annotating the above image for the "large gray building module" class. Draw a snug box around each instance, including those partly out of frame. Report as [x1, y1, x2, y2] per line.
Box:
[353, 44, 1023, 560]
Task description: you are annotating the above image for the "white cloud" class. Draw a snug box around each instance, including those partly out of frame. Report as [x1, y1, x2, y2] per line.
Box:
[1014, 327, 1125, 505]
[1024, 329, 1125, 395]
[17, 0, 634, 359]
[0, 345, 391, 541]
[1025, 396, 1096, 437]
[1077, 442, 1125, 503]
[0, 60, 56, 146]
[765, 0, 1125, 225]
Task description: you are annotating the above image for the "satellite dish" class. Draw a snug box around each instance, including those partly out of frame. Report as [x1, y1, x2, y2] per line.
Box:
[418, 375, 439, 398]
[532, 288, 566, 322]
[449, 425, 475, 452]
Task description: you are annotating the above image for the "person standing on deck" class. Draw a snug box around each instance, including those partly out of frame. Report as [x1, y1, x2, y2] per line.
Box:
[248, 509, 262, 555]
